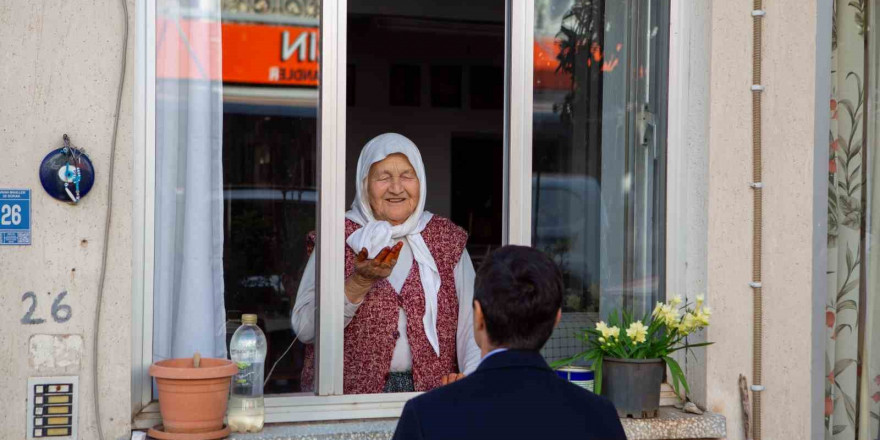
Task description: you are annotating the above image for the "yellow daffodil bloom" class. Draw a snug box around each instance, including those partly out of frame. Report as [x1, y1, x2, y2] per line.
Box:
[652, 301, 664, 318]
[679, 313, 698, 335]
[626, 321, 648, 344]
[651, 303, 679, 330]
[608, 326, 620, 339]
[695, 305, 711, 327]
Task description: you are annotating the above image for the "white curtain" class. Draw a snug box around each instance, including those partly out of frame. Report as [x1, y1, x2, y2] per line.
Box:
[152, 0, 226, 362]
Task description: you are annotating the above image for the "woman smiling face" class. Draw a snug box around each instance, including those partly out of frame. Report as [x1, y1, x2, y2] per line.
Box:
[367, 153, 420, 226]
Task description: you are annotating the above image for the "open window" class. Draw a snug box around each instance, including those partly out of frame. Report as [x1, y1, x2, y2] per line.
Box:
[133, 0, 671, 425]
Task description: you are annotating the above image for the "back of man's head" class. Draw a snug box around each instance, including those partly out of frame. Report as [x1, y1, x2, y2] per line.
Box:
[474, 245, 564, 351]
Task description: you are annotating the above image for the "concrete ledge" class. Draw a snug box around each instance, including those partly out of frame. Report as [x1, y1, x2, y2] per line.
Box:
[229, 419, 398, 440]
[621, 407, 726, 440]
[220, 407, 726, 440]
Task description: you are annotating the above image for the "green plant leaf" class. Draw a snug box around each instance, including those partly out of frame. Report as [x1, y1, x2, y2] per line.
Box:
[668, 341, 714, 353]
[593, 354, 603, 395]
[663, 356, 690, 396]
[550, 352, 587, 369]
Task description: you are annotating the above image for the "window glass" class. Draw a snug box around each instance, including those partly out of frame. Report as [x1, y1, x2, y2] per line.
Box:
[154, 0, 319, 395]
[220, 4, 320, 395]
[533, 0, 669, 364]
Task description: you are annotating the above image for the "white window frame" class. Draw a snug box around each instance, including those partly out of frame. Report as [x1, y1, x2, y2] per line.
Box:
[132, 0, 693, 426]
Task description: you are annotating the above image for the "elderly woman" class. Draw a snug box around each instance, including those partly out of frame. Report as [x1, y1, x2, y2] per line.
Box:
[292, 133, 481, 394]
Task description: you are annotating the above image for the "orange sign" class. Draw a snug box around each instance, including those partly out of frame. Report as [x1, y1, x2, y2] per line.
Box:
[157, 19, 318, 86]
[222, 22, 319, 86]
[159, 21, 565, 90]
[534, 37, 569, 91]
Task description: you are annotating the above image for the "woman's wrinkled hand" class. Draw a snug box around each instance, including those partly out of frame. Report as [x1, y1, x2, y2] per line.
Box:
[352, 242, 403, 282]
[354, 242, 403, 282]
[345, 242, 403, 304]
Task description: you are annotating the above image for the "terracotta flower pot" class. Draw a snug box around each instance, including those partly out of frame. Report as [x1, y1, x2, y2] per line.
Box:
[149, 357, 238, 433]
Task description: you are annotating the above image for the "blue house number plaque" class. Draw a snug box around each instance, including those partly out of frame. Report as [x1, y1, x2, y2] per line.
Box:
[0, 189, 31, 245]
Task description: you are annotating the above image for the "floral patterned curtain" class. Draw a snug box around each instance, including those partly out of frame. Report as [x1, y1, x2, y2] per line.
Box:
[828, 1, 879, 439]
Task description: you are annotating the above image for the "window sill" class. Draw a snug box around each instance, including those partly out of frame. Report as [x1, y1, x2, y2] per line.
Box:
[166, 407, 725, 440]
[621, 407, 726, 440]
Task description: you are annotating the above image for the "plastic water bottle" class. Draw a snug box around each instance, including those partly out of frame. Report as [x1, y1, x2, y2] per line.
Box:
[228, 314, 267, 433]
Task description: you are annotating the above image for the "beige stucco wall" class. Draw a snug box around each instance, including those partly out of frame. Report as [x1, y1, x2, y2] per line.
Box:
[706, 1, 825, 439]
[0, 0, 831, 439]
[0, 1, 134, 439]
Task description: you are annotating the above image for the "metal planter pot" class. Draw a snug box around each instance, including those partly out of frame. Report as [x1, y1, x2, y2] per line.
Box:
[602, 357, 664, 419]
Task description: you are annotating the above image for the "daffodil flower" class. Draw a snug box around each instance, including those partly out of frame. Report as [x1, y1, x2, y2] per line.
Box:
[679, 313, 698, 335]
[609, 326, 620, 339]
[652, 301, 664, 318]
[626, 321, 648, 344]
[670, 295, 683, 307]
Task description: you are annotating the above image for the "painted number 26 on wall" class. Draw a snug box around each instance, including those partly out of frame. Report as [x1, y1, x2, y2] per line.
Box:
[21, 291, 72, 325]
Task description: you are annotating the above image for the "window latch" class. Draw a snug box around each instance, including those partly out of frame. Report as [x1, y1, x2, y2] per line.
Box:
[637, 107, 657, 155]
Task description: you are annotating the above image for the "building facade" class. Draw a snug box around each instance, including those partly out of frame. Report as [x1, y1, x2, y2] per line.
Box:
[2, 0, 873, 439]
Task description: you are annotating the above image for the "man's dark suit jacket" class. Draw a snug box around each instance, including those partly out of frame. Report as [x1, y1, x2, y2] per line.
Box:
[392, 349, 627, 440]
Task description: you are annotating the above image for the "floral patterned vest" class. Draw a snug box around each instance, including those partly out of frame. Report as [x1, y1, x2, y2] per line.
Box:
[300, 216, 467, 394]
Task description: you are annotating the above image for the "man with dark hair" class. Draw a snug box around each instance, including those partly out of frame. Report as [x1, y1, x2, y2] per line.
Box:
[392, 245, 627, 440]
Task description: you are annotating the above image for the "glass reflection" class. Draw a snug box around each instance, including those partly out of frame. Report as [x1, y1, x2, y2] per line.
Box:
[533, 0, 668, 364]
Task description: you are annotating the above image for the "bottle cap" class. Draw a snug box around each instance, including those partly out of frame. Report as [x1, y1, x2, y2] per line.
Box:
[242, 314, 258, 325]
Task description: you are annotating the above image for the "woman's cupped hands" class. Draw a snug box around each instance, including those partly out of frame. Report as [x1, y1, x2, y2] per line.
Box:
[353, 241, 404, 281]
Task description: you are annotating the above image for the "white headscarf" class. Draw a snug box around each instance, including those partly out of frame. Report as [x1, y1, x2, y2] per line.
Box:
[345, 133, 442, 356]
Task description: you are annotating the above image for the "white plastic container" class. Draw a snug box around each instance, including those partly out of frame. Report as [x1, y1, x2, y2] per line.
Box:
[228, 314, 267, 433]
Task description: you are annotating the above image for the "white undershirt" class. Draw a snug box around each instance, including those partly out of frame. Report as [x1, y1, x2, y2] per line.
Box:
[290, 240, 482, 375]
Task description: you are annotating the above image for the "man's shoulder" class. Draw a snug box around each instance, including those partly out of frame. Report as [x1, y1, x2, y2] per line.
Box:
[397, 369, 626, 440]
[409, 366, 610, 410]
